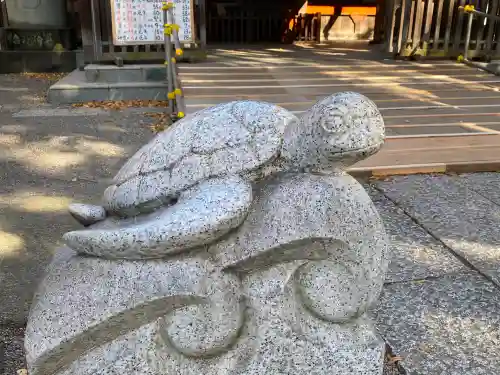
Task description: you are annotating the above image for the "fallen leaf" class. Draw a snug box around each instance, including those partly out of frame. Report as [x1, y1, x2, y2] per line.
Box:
[145, 112, 177, 133]
[73, 100, 169, 110]
[20, 72, 66, 81]
[386, 355, 403, 364]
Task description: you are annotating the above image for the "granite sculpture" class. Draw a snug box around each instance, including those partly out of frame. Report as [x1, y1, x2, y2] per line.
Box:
[25, 92, 390, 375]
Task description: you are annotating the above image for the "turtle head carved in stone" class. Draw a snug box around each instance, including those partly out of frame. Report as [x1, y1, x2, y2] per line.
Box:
[281, 91, 385, 172]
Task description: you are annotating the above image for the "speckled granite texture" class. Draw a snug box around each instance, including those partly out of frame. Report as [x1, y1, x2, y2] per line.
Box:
[365, 184, 469, 283]
[375, 174, 500, 285]
[374, 274, 500, 375]
[371, 173, 500, 375]
[25, 93, 390, 375]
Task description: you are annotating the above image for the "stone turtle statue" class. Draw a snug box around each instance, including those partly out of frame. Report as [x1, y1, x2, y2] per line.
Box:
[25, 92, 390, 375]
[64, 92, 385, 259]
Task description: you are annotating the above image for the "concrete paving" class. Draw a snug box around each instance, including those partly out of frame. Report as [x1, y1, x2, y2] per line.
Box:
[370, 173, 500, 375]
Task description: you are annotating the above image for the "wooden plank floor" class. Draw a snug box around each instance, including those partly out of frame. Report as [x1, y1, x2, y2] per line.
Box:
[178, 43, 500, 175]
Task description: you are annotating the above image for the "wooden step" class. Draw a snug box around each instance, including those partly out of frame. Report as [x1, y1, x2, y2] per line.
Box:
[350, 134, 500, 177]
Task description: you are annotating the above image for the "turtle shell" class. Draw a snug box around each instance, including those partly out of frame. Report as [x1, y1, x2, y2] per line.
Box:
[103, 101, 297, 216]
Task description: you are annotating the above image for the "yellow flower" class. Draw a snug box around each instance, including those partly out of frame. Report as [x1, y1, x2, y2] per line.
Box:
[464, 4, 475, 12]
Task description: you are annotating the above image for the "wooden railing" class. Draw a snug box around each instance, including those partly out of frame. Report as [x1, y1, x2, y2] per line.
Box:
[458, 4, 500, 61]
[385, 0, 500, 59]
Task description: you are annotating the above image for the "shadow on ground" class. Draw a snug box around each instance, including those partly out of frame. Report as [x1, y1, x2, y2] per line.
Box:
[0, 74, 156, 325]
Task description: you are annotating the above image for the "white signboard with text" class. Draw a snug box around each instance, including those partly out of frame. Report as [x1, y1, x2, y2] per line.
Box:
[110, 0, 194, 45]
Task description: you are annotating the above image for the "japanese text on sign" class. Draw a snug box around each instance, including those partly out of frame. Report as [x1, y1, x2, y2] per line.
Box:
[112, 0, 193, 45]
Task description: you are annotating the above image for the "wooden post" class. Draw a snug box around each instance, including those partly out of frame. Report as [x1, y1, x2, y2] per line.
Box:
[407, 0, 416, 43]
[315, 12, 321, 42]
[77, 0, 93, 64]
[397, 0, 412, 54]
[444, 0, 456, 53]
[474, 13, 484, 56]
[384, 0, 397, 52]
[199, 0, 207, 49]
[372, 0, 385, 43]
[0, 0, 8, 27]
[304, 14, 310, 41]
[0, 0, 8, 51]
[452, 0, 466, 54]
[90, 0, 102, 63]
[432, 0, 445, 51]
[496, 0, 500, 54]
[485, 0, 499, 56]
[422, 0, 435, 54]
[412, 0, 424, 52]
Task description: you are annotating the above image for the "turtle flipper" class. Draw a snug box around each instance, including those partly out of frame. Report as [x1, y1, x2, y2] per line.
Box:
[68, 203, 107, 227]
[63, 175, 253, 259]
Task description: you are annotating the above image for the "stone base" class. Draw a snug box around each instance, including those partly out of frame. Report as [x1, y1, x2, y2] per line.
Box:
[25, 247, 385, 375]
[465, 60, 500, 76]
[47, 69, 169, 104]
[84, 64, 167, 83]
[0, 50, 77, 74]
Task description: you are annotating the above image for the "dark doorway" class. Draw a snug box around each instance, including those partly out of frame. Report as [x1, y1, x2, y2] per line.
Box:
[206, 0, 302, 44]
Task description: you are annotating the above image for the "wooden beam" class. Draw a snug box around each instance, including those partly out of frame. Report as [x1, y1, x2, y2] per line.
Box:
[90, 0, 102, 63]
[0, 0, 8, 28]
[444, 0, 456, 53]
[412, 0, 424, 51]
[371, 0, 385, 43]
[77, 0, 93, 63]
[398, 0, 414, 53]
[315, 12, 321, 42]
[485, 0, 499, 55]
[0, 0, 8, 51]
[474, 0, 488, 55]
[452, 0, 466, 53]
[199, 0, 207, 49]
[432, 0, 445, 51]
[422, 0, 435, 53]
[384, 0, 397, 52]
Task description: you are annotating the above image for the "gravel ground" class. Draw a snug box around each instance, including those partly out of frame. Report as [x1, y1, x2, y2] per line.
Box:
[0, 327, 25, 375]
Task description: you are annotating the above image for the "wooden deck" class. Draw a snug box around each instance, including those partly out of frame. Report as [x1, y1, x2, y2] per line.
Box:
[178, 43, 500, 176]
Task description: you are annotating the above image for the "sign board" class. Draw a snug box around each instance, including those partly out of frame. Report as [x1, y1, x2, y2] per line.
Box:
[110, 0, 194, 45]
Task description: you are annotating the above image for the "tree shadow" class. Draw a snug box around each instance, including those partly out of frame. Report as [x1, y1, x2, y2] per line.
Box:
[0, 75, 156, 325]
